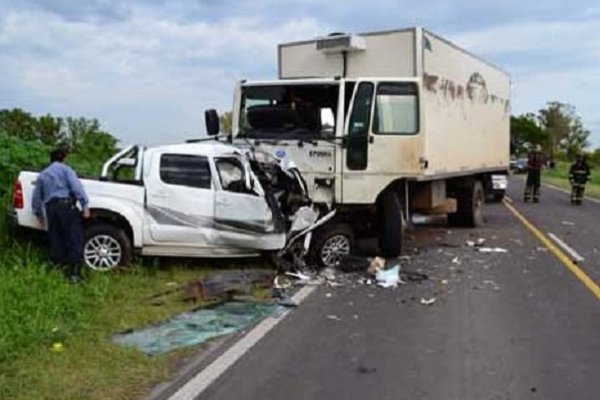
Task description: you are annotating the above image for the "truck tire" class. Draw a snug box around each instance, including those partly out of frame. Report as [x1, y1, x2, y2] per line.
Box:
[448, 180, 485, 227]
[378, 190, 403, 258]
[84, 223, 132, 271]
[493, 190, 506, 202]
[311, 224, 354, 269]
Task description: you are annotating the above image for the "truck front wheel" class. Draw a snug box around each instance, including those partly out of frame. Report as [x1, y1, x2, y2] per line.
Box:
[84, 224, 132, 271]
[378, 190, 403, 258]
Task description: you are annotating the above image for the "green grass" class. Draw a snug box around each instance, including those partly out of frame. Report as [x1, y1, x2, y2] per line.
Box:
[0, 132, 275, 399]
[0, 254, 274, 400]
[0, 247, 220, 400]
[0, 194, 271, 399]
[542, 161, 600, 199]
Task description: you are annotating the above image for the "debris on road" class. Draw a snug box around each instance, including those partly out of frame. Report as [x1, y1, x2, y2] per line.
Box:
[466, 238, 486, 247]
[367, 256, 386, 275]
[451, 257, 461, 264]
[183, 270, 275, 303]
[477, 247, 508, 253]
[483, 280, 500, 290]
[113, 301, 281, 355]
[326, 315, 342, 321]
[285, 271, 312, 282]
[375, 264, 404, 288]
[420, 297, 437, 306]
[562, 220, 576, 226]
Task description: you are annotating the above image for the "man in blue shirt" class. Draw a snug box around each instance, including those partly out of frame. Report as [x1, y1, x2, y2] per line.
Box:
[32, 148, 90, 282]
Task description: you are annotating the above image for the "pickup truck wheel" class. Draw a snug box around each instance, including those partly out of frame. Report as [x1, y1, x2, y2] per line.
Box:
[84, 224, 132, 271]
[378, 190, 403, 258]
[311, 224, 354, 269]
[448, 181, 485, 227]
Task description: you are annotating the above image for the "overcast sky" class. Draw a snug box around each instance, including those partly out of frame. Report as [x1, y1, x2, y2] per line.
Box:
[0, 0, 599, 147]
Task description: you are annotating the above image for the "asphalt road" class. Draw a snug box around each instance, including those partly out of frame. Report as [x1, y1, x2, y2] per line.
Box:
[188, 177, 600, 400]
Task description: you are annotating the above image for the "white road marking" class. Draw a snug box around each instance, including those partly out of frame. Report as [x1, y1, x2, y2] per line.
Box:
[168, 284, 318, 400]
[548, 233, 585, 263]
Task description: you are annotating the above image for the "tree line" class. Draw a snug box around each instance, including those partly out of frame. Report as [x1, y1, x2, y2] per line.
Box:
[511, 101, 599, 165]
[0, 108, 119, 161]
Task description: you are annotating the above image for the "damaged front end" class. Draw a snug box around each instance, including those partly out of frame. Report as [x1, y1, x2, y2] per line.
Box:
[246, 148, 335, 268]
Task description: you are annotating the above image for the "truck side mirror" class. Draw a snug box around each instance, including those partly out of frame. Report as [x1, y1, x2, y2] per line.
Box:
[205, 109, 220, 136]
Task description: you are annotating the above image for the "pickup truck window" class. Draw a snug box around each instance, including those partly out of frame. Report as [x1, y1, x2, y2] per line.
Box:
[215, 158, 256, 195]
[373, 82, 419, 135]
[159, 154, 211, 189]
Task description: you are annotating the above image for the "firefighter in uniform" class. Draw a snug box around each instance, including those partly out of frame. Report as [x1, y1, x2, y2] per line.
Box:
[569, 154, 591, 205]
[524, 144, 544, 203]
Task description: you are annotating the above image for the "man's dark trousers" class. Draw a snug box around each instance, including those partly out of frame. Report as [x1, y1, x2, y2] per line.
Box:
[46, 198, 84, 279]
[524, 170, 541, 201]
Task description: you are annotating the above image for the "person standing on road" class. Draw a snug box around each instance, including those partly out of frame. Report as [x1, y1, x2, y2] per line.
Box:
[524, 144, 544, 203]
[32, 148, 90, 283]
[569, 154, 591, 205]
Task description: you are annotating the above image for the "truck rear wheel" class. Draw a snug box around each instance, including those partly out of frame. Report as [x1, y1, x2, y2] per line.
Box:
[448, 180, 485, 227]
[378, 190, 403, 258]
[311, 224, 354, 269]
[84, 224, 132, 271]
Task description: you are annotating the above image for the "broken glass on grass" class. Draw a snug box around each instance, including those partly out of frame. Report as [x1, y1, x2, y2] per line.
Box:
[113, 301, 282, 355]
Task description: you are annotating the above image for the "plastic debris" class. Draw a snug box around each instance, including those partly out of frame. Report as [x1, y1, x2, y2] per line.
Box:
[326, 315, 342, 321]
[420, 297, 437, 306]
[325, 293, 333, 298]
[483, 280, 500, 290]
[466, 238, 486, 247]
[375, 264, 402, 288]
[285, 271, 312, 282]
[320, 267, 336, 281]
[562, 220, 575, 226]
[451, 257, 460, 264]
[113, 302, 280, 355]
[367, 257, 386, 275]
[477, 247, 508, 253]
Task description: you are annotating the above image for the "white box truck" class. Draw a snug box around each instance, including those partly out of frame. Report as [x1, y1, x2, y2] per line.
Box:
[205, 27, 510, 267]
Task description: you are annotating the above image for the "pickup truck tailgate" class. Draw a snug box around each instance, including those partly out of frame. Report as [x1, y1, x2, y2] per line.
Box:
[14, 171, 145, 231]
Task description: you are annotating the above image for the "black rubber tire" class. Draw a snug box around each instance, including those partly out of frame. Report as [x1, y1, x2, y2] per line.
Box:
[377, 190, 403, 258]
[84, 223, 132, 270]
[448, 181, 485, 227]
[311, 223, 354, 269]
[493, 190, 506, 202]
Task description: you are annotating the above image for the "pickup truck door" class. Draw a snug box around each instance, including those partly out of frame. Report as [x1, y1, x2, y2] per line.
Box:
[212, 156, 286, 250]
[145, 152, 215, 245]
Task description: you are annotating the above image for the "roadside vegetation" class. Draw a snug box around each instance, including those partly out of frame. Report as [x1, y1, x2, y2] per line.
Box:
[511, 101, 600, 199]
[0, 109, 238, 399]
[541, 161, 600, 200]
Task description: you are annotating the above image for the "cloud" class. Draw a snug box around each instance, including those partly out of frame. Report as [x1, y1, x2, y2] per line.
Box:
[0, 6, 323, 144]
[0, 0, 599, 147]
[450, 17, 600, 146]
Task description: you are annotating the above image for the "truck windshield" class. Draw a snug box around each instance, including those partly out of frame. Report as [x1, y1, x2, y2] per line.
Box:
[239, 84, 339, 139]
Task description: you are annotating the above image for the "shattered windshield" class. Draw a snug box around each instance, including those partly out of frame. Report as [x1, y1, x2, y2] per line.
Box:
[239, 84, 339, 139]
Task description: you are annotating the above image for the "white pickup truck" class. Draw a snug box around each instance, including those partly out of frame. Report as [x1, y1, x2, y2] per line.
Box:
[12, 142, 326, 270]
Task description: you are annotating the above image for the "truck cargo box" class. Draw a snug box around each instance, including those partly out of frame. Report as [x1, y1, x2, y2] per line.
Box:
[278, 28, 510, 179]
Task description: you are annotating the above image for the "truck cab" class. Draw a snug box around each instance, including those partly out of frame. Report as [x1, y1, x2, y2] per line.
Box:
[216, 27, 510, 265]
